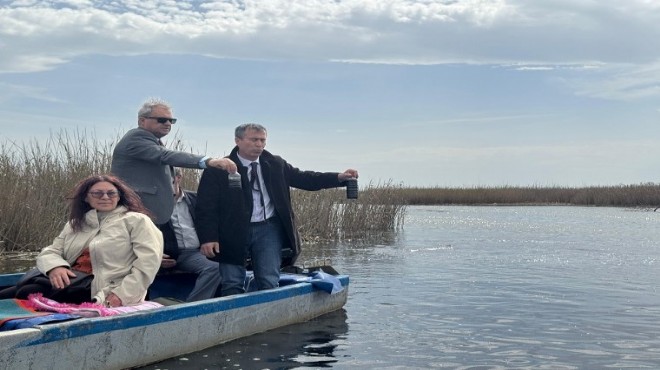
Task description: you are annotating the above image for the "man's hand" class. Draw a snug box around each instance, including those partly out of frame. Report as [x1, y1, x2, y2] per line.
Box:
[161, 254, 177, 269]
[208, 158, 238, 173]
[338, 169, 359, 181]
[47, 267, 77, 289]
[200, 242, 220, 258]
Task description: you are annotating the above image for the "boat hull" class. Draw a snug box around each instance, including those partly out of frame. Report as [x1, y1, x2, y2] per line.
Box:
[0, 275, 348, 370]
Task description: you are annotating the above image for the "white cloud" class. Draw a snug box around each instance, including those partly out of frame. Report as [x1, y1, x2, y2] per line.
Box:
[565, 61, 660, 101]
[0, 1, 659, 67]
[0, 82, 65, 103]
[1, 0, 660, 100]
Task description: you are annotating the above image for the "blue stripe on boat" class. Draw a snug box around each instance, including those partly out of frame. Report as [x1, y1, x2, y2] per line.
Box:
[15, 275, 348, 347]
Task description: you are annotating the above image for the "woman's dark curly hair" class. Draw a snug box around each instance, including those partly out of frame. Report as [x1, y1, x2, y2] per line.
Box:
[67, 174, 153, 231]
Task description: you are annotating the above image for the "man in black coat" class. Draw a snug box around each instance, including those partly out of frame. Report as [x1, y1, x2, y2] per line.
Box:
[195, 123, 358, 296]
[159, 169, 220, 301]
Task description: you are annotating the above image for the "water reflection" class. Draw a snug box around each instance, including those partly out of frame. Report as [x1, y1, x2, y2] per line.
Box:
[297, 232, 404, 272]
[0, 252, 37, 274]
[140, 309, 349, 369]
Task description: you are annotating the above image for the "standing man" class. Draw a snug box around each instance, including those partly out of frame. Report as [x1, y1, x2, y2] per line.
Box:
[111, 97, 237, 225]
[195, 123, 358, 296]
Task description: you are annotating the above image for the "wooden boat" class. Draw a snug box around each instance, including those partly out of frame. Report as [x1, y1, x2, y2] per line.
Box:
[0, 265, 348, 370]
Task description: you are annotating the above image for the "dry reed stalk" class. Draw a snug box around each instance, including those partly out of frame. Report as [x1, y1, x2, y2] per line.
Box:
[396, 184, 660, 206]
[4, 129, 656, 252]
[1, 129, 405, 251]
[292, 179, 407, 241]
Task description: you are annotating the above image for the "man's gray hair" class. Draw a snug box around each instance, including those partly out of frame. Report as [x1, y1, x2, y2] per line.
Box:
[138, 97, 172, 118]
[235, 123, 267, 139]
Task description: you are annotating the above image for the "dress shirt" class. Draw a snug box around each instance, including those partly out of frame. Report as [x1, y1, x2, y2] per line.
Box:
[171, 192, 200, 250]
[236, 154, 275, 222]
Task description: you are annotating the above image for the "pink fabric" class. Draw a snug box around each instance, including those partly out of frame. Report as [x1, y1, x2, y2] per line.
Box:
[25, 293, 162, 317]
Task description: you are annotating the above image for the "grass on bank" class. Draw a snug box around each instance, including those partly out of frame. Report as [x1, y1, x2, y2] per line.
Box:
[0, 130, 406, 252]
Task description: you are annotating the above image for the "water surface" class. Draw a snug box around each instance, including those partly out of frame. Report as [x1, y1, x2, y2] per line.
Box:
[7, 206, 660, 369]
[147, 206, 660, 369]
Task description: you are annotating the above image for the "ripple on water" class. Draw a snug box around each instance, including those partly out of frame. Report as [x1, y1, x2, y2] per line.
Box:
[137, 206, 660, 369]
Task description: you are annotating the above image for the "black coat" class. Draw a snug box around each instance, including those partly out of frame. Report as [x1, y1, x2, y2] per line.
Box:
[160, 190, 197, 260]
[195, 147, 343, 267]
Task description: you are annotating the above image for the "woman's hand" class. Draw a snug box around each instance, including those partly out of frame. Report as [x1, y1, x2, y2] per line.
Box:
[47, 267, 77, 289]
[105, 292, 123, 307]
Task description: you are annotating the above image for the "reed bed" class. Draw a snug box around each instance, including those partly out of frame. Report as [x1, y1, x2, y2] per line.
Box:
[293, 179, 407, 242]
[0, 130, 405, 252]
[0, 130, 114, 252]
[2, 129, 656, 253]
[397, 184, 660, 207]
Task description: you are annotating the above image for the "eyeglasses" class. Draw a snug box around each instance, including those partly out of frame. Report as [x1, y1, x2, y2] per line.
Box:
[88, 190, 120, 199]
[145, 117, 177, 124]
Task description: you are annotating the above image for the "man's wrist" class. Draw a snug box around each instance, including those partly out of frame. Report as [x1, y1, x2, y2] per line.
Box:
[199, 156, 211, 168]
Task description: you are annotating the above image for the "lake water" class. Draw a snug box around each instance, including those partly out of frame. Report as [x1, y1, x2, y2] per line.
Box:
[136, 205, 660, 369]
[4, 206, 660, 369]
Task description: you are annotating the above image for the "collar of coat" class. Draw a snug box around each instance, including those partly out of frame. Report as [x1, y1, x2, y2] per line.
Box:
[83, 205, 129, 228]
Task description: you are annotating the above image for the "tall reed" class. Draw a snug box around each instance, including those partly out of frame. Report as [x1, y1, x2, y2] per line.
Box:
[293, 179, 407, 242]
[0, 130, 405, 252]
[0, 130, 114, 251]
[396, 184, 660, 207]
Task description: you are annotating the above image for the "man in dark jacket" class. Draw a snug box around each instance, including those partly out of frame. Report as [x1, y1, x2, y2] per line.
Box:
[195, 123, 358, 296]
[160, 169, 220, 301]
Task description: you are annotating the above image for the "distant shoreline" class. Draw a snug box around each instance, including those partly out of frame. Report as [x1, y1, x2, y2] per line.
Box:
[385, 184, 660, 207]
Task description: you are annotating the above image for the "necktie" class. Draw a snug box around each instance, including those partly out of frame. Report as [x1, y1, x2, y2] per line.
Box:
[250, 162, 266, 220]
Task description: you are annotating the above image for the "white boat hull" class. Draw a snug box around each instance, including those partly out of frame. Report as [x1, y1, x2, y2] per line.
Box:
[0, 277, 348, 370]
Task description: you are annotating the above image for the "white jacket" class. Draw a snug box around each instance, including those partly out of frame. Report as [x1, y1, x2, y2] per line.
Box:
[36, 206, 163, 305]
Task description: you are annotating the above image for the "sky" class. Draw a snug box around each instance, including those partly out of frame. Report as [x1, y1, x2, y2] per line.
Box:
[1, 0, 660, 188]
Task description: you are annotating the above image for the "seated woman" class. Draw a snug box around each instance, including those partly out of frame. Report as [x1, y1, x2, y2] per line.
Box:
[0, 174, 163, 307]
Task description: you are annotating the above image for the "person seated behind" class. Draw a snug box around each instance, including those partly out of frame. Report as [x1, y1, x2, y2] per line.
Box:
[159, 169, 220, 302]
[0, 174, 163, 307]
